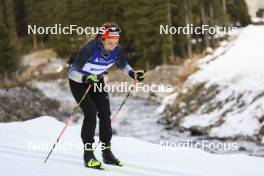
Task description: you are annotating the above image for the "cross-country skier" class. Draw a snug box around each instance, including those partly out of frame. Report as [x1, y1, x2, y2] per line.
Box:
[68, 22, 145, 169]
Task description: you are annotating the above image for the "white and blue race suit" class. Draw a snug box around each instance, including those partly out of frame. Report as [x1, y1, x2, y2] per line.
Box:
[68, 39, 133, 83]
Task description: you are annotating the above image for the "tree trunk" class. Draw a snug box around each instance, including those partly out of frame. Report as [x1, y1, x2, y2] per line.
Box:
[33, 35, 38, 49]
[222, 0, 227, 25]
[166, 0, 175, 63]
[200, 2, 209, 49]
[184, 0, 192, 58]
[1, 0, 18, 45]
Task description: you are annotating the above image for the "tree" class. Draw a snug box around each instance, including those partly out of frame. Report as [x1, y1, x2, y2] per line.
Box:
[184, 0, 192, 58]
[0, 0, 18, 44]
[1, 0, 251, 68]
[0, 23, 18, 74]
[227, 0, 251, 26]
[200, 0, 209, 49]
[166, 0, 175, 63]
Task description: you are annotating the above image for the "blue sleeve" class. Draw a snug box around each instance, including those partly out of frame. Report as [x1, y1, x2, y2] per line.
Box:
[68, 40, 94, 83]
[115, 45, 133, 75]
[70, 40, 93, 72]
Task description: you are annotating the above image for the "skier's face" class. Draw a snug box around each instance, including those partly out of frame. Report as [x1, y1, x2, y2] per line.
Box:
[102, 38, 119, 51]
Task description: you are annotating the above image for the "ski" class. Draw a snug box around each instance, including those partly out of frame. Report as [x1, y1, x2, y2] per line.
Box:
[84, 164, 109, 171]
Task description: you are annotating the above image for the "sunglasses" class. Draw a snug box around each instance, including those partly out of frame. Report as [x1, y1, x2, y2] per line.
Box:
[106, 26, 121, 33]
[109, 27, 121, 33]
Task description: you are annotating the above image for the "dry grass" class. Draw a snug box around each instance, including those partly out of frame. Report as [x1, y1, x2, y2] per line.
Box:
[23, 49, 57, 60]
[175, 53, 205, 87]
[175, 59, 199, 86]
[0, 48, 67, 89]
[0, 67, 66, 89]
[0, 71, 32, 89]
[104, 68, 131, 83]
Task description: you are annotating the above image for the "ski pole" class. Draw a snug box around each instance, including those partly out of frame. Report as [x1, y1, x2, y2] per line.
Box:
[43, 84, 92, 163]
[93, 71, 144, 149]
[93, 80, 137, 150]
[111, 80, 138, 123]
[111, 70, 146, 123]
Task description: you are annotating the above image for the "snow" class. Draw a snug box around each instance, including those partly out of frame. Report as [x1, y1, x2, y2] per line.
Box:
[177, 25, 264, 140]
[0, 116, 264, 176]
[251, 17, 264, 24]
[22, 49, 64, 75]
[188, 25, 264, 92]
[34, 80, 75, 103]
[156, 92, 178, 114]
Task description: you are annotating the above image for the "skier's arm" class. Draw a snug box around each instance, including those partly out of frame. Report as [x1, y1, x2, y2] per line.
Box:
[68, 41, 93, 83]
[115, 45, 144, 81]
[115, 45, 134, 75]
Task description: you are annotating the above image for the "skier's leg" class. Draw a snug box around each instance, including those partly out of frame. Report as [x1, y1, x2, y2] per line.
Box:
[69, 79, 102, 169]
[69, 79, 98, 144]
[91, 81, 121, 166]
[90, 81, 112, 144]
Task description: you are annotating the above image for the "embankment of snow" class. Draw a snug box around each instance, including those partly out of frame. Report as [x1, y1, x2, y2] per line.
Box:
[161, 25, 264, 143]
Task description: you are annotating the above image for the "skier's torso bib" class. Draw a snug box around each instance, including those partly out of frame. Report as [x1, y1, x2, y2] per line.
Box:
[81, 41, 118, 75]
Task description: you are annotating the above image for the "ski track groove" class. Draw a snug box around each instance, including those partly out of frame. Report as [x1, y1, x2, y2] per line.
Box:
[0, 145, 196, 176]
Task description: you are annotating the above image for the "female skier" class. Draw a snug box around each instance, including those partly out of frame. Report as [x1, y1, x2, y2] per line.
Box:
[68, 22, 144, 169]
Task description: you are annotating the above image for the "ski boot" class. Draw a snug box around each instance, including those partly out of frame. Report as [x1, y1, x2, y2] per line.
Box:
[102, 142, 122, 166]
[83, 143, 104, 170]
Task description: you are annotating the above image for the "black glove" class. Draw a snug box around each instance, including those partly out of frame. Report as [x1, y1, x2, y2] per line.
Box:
[82, 74, 99, 85]
[129, 70, 145, 81]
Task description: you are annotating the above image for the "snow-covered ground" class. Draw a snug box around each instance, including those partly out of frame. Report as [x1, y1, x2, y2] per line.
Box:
[184, 25, 264, 141]
[161, 25, 264, 143]
[0, 116, 263, 176]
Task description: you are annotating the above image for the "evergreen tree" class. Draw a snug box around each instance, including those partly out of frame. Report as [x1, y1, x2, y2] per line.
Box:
[0, 22, 18, 73]
[227, 0, 251, 26]
[0, 0, 252, 67]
